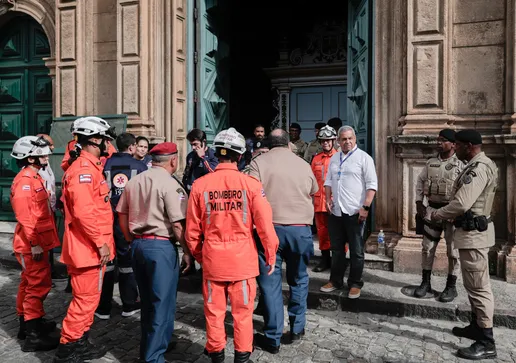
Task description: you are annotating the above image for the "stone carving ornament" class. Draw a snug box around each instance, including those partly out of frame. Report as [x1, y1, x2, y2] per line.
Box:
[0, 0, 14, 16]
[289, 22, 346, 66]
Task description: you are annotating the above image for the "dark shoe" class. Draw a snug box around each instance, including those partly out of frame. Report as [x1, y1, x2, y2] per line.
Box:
[452, 321, 483, 341]
[18, 316, 57, 340]
[53, 342, 84, 363]
[204, 348, 225, 363]
[253, 333, 279, 354]
[121, 301, 141, 317]
[414, 269, 432, 298]
[312, 250, 331, 272]
[76, 331, 106, 360]
[457, 329, 497, 360]
[234, 351, 251, 363]
[22, 319, 60, 352]
[439, 274, 458, 303]
[290, 329, 305, 342]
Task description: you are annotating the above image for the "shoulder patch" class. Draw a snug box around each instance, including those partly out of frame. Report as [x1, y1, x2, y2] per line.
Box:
[445, 164, 453, 170]
[463, 175, 473, 184]
[79, 174, 92, 183]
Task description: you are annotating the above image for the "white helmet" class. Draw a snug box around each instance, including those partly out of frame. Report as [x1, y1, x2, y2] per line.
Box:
[317, 125, 337, 140]
[11, 136, 52, 160]
[213, 127, 246, 155]
[71, 116, 116, 140]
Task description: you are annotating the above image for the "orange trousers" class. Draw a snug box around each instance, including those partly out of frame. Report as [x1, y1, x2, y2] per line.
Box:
[16, 252, 52, 321]
[315, 212, 331, 251]
[203, 278, 256, 353]
[60, 265, 105, 344]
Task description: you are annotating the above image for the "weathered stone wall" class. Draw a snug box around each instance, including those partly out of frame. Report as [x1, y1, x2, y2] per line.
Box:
[389, 0, 516, 282]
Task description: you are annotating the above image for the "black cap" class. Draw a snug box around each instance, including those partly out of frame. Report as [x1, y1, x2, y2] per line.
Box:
[438, 129, 455, 142]
[290, 123, 301, 131]
[253, 138, 270, 150]
[455, 129, 482, 145]
[315, 122, 326, 130]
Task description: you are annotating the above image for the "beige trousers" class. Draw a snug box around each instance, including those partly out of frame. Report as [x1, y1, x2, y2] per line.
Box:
[459, 248, 494, 328]
[422, 220, 460, 275]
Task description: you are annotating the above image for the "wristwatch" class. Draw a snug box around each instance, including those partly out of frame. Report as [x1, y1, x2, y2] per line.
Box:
[362, 205, 370, 211]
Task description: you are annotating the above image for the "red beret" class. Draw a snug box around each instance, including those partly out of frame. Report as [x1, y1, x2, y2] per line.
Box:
[149, 142, 178, 155]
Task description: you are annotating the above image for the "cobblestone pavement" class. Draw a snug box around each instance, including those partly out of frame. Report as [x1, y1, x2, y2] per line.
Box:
[1, 267, 516, 363]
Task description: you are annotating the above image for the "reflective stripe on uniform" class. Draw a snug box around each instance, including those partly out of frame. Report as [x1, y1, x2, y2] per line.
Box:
[105, 264, 115, 272]
[130, 169, 138, 178]
[242, 190, 248, 224]
[242, 280, 248, 305]
[207, 280, 212, 303]
[118, 267, 133, 274]
[204, 191, 211, 225]
[321, 165, 325, 182]
[20, 254, 26, 270]
[98, 267, 103, 292]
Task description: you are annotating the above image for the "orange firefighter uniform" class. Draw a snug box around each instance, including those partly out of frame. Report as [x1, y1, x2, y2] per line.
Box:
[185, 163, 279, 354]
[311, 149, 337, 251]
[11, 167, 60, 321]
[61, 139, 116, 171]
[60, 151, 115, 344]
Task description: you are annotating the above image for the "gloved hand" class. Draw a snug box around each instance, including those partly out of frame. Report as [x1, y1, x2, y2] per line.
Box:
[31, 245, 44, 261]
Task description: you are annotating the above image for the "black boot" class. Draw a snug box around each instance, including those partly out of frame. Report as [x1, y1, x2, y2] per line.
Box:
[452, 314, 483, 341]
[414, 269, 432, 298]
[439, 274, 458, 302]
[313, 250, 331, 272]
[204, 348, 225, 363]
[18, 315, 57, 340]
[75, 330, 106, 360]
[234, 351, 251, 363]
[457, 328, 497, 360]
[53, 341, 84, 363]
[22, 318, 60, 352]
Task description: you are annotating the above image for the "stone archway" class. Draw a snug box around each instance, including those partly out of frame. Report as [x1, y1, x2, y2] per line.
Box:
[1, 0, 56, 56]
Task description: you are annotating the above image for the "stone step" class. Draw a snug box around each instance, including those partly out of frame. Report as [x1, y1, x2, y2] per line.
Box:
[311, 234, 393, 271]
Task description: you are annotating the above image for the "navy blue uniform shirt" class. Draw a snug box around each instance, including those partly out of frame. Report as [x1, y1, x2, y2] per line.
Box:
[104, 153, 148, 208]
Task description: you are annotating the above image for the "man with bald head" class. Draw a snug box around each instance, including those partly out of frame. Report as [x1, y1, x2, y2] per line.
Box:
[248, 128, 318, 353]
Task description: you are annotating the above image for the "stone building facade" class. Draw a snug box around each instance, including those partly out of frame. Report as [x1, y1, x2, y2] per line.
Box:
[1, 0, 515, 282]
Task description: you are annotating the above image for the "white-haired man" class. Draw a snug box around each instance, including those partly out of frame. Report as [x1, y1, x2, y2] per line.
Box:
[320, 126, 378, 299]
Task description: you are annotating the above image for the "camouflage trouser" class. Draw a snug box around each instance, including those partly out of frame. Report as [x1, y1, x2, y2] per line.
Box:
[421, 219, 460, 275]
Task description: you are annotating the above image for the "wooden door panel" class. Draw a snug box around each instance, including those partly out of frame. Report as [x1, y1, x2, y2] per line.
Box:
[290, 87, 331, 142]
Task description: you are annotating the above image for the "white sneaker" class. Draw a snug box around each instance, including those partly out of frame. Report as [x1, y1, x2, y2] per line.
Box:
[121, 308, 141, 317]
[94, 312, 110, 320]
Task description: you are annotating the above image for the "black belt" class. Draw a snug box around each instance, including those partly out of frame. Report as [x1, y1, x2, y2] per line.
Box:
[428, 201, 448, 209]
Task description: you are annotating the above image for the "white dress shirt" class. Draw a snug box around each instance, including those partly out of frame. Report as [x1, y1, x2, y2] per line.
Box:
[324, 145, 378, 216]
[38, 164, 56, 211]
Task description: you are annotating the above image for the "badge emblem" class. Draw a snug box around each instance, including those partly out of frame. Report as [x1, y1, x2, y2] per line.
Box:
[445, 164, 453, 170]
[113, 173, 128, 188]
[463, 175, 473, 184]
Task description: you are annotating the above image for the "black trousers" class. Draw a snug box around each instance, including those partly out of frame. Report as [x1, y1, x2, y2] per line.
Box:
[328, 213, 366, 289]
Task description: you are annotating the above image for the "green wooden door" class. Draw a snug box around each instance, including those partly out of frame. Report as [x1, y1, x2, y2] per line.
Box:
[347, 0, 372, 155]
[195, 0, 230, 142]
[0, 15, 52, 220]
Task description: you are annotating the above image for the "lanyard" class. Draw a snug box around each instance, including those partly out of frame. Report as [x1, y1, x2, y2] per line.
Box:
[338, 148, 356, 178]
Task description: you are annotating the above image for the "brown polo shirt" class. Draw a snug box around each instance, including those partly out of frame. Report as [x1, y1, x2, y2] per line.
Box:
[116, 166, 188, 239]
[248, 147, 318, 225]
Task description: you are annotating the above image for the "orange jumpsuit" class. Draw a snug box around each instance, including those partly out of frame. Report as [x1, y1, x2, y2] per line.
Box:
[11, 167, 60, 321]
[311, 149, 337, 251]
[61, 140, 116, 171]
[60, 151, 115, 343]
[185, 163, 279, 354]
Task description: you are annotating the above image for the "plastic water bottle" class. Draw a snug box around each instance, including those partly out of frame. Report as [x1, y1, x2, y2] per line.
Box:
[377, 230, 385, 255]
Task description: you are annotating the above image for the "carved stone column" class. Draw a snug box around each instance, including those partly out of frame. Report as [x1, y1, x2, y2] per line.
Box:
[400, 0, 450, 134]
[55, 0, 94, 116]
